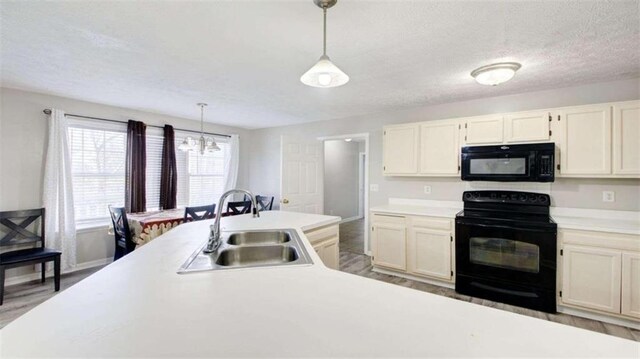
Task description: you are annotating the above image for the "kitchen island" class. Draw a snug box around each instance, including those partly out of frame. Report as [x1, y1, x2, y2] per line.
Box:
[1, 211, 638, 357]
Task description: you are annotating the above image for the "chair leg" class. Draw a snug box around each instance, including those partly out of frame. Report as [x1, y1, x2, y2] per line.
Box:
[0, 267, 5, 306]
[41, 262, 46, 283]
[54, 257, 61, 292]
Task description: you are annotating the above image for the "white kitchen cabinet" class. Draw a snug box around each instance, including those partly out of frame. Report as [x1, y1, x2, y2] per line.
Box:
[408, 227, 452, 281]
[383, 124, 419, 175]
[419, 120, 460, 176]
[372, 215, 407, 271]
[561, 244, 621, 314]
[621, 252, 640, 319]
[613, 101, 640, 176]
[463, 115, 504, 145]
[558, 104, 612, 175]
[304, 224, 339, 270]
[504, 111, 551, 143]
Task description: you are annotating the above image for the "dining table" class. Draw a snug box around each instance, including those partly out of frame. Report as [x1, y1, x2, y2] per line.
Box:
[127, 208, 186, 247]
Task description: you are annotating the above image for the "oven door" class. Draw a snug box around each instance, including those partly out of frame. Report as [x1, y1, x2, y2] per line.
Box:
[455, 218, 556, 289]
[461, 150, 535, 181]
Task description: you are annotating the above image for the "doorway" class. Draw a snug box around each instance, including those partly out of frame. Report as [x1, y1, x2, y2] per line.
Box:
[319, 133, 370, 255]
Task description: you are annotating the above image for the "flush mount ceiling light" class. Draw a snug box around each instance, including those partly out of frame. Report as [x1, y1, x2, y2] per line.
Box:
[178, 103, 221, 155]
[344, 138, 352, 142]
[471, 62, 522, 86]
[300, 0, 349, 88]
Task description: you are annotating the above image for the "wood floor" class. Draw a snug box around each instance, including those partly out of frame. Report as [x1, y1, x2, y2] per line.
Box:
[338, 218, 640, 342]
[1, 219, 638, 343]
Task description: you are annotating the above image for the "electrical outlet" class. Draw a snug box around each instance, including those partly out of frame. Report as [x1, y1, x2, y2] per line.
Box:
[602, 191, 615, 202]
[370, 184, 379, 192]
[424, 185, 432, 194]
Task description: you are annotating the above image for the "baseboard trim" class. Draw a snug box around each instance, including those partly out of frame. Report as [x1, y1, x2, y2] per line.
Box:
[558, 305, 640, 330]
[4, 257, 112, 287]
[372, 266, 455, 289]
[340, 216, 363, 224]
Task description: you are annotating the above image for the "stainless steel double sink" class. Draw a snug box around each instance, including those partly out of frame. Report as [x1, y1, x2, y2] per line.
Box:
[177, 229, 313, 273]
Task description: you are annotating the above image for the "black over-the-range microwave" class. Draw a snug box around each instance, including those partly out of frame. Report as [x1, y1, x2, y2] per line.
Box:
[461, 142, 555, 182]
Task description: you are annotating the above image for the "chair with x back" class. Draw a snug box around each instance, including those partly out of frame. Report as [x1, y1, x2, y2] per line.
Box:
[226, 201, 252, 216]
[183, 204, 216, 222]
[108, 206, 136, 261]
[0, 208, 61, 305]
[255, 195, 274, 211]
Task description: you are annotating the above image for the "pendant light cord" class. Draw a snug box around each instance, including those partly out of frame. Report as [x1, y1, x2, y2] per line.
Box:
[323, 7, 327, 56]
[200, 104, 204, 135]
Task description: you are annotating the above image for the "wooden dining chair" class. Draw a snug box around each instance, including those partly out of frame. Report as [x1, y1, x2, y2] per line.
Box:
[184, 204, 216, 222]
[256, 195, 275, 211]
[108, 206, 136, 261]
[226, 201, 252, 216]
[0, 208, 61, 305]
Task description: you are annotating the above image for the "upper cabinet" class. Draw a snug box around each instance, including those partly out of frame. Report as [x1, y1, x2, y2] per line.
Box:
[383, 124, 419, 175]
[504, 111, 551, 143]
[463, 115, 503, 145]
[558, 104, 612, 175]
[613, 101, 640, 176]
[419, 120, 460, 176]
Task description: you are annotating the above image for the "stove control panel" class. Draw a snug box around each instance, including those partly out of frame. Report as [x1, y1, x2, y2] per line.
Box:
[462, 190, 550, 206]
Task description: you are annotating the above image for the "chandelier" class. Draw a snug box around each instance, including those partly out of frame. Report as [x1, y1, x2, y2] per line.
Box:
[178, 103, 220, 154]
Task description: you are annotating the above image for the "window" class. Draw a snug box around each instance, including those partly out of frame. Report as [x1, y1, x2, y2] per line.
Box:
[68, 121, 126, 223]
[145, 132, 164, 211]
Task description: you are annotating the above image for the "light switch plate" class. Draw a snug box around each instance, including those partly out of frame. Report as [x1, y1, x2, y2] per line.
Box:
[424, 185, 432, 194]
[602, 191, 615, 202]
[370, 184, 379, 192]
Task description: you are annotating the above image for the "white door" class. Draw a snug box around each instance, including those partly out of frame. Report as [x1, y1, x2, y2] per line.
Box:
[419, 120, 460, 176]
[613, 101, 640, 176]
[464, 115, 504, 145]
[621, 252, 640, 319]
[372, 223, 407, 271]
[383, 124, 419, 174]
[561, 245, 621, 314]
[280, 136, 323, 214]
[408, 227, 452, 281]
[504, 111, 551, 143]
[558, 105, 612, 175]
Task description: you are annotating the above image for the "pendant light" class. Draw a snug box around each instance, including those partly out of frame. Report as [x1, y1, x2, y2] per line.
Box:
[471, 62, 521, 86]
[300, 0, 349, 88]
[178, 103, 221, 155]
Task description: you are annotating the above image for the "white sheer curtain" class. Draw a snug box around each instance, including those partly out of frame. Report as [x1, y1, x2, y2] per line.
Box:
[43, 109, 77, 270]
[223, 134, 239, 192]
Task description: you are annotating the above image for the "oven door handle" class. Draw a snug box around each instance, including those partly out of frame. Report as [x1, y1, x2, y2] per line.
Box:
[457, 221, 555, 233]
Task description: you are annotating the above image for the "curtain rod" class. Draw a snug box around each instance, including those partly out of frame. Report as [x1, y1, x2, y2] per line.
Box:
[42, 109, 231, 138]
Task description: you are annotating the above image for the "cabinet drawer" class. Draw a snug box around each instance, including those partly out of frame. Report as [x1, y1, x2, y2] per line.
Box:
[410, 216, 452, 231]
[304, 225, 339, 245]
[371, 213, 406, 226]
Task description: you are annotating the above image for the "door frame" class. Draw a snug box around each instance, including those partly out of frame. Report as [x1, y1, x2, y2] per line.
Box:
[358, 152, 366, 218]
[317, 133, 371, 255]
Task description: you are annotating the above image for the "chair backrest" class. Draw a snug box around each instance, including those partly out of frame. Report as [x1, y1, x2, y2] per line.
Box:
[184, 204, 216, 222]
[0, 208, 45, 248]
[108, 206, 135, 253]
[256, 195, 274, 211]
[226, 201, 252, 216]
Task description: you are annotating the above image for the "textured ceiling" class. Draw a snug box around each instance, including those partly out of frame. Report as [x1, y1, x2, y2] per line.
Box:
[1, 1, 639, 129]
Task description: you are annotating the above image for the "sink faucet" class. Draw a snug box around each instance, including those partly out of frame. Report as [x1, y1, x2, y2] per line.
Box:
[203, 189, 260, 253]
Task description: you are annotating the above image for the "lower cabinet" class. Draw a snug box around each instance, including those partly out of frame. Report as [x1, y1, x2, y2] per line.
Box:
[559, 229, 640, 321]
[304, 224, 339, 270]
[371, 213, 454, 283]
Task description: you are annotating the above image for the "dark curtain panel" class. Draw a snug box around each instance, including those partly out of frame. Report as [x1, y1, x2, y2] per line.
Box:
[160, 125, 177, 210]
[125, 120, 146, 213]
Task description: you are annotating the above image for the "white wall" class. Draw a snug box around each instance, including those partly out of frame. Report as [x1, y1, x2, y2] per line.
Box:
[0, 87, 252, 280]
[323, 140, 360, 219]
[249, 78, 640, 212]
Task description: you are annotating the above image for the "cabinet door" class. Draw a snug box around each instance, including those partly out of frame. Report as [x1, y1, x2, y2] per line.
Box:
[408, 227, 452, 281]
[464, 116, 503, 144]
[419, 120, 460, 176]
[372, 224, 406, 271]
[321, 239, 340, 270]
[621, 252, 640, 319]
[613, 101, 640, 175]
[561, 245, 621, 313]
[383, 124, 419, 174]
[504, 111, 550, 143]
[558, 105, 612, 175]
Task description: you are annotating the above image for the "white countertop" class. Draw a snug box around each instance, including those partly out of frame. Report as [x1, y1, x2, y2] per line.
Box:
[2, 211, 638, 357]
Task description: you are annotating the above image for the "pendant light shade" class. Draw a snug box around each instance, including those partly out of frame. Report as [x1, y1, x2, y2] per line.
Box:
[301, 55, 349, 88]
[301, 0, 348, 88]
